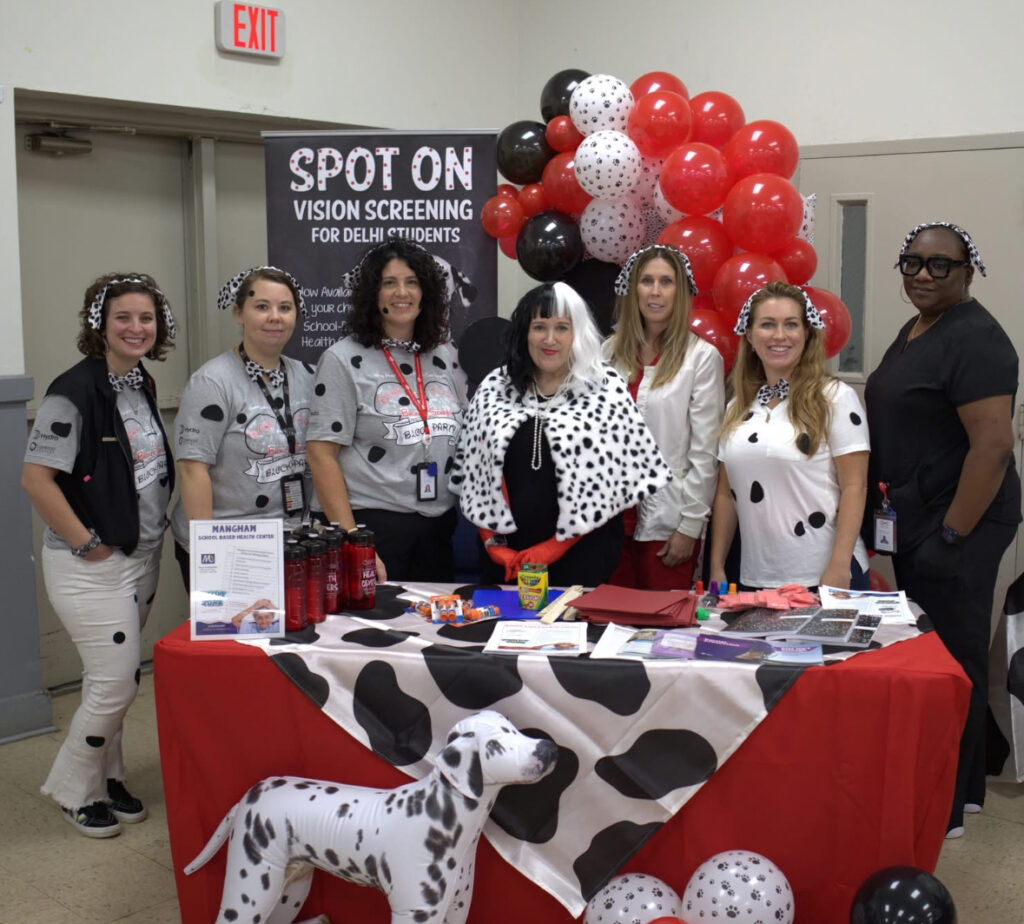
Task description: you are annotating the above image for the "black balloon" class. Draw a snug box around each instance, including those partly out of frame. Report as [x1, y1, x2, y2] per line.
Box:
[850, 866, 956, 924]
[516, 211, 584, 282]
[540, 68, 591, 122]
[563, 258, 621, 335]
[496, 121, 555, 185]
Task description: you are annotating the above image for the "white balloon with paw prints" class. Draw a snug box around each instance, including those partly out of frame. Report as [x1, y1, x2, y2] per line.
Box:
[583, 872, 681, 924]
[683, 850, 794, 923]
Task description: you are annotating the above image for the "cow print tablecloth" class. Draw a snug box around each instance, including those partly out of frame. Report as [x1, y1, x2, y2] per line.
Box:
[238, 584, 923, 916]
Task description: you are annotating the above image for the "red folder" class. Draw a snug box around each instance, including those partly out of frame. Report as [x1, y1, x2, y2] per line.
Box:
[573, 584, 697, 627]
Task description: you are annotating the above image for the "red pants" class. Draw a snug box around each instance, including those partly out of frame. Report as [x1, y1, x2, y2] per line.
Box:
[609, 535, 701, 591]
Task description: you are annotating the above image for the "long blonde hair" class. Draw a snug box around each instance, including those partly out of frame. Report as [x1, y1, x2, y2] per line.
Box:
[607, 246, 693, 388]
[720, 281, 832, 457]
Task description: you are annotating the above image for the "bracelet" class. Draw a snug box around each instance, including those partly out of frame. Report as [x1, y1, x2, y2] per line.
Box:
[939, 524, 965, 546]
[71, 529, 102, 558]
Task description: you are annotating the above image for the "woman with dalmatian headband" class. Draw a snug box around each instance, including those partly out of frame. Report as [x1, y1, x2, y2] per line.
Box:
[307, 238, 467, 583]
[603, 244, 725, 590]
[865, 222, 1020, 839]
[21, 272, 176, 838]
[450, 282, 671, 587]
[709, 280, 870, 592]
[171, 266, 317, 588]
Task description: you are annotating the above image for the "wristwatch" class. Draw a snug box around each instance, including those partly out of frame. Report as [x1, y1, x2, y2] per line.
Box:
[939, 524, 965, 546]
[71, 529, 102, 558]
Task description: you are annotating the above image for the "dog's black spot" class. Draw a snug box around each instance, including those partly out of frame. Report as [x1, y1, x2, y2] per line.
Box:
[241, 893, 250, 904]
[242, 833, 262, 866]
[264, 819, 275, 840]
[271, 779, 288, 788]
[252, 814, 270, 848]
[365, 855, 379, 883]
[447, 857, 457, 869]
[325, 786, 339, 795]
[548, 656, 650, 715]
[596, 729, 717, 798]
[294, 783, 311, 790]
[352, 661, 433, 765]
[268, 653, 330, 709]
[261, 872, 270, 890]
[304, 843, 317, 859]
[441, 745, 461, 767]
[356, 829, 363, 851]
[413, 913, 429, 923]
[381, 854, 392, 885]
[86, 735, 105, 748]
[421, 881, 442, 906]
[224, 911, 238, 922]
[325, 848, 339, 866]
[239, 869, 247, 878]
[245, 783, 264, 805]
[244, 810, 252, 829]
[573, 820, 664, 901]
[467, 752, 483, 798]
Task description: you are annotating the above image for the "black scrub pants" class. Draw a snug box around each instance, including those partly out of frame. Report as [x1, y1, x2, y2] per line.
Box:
[893, 518, 1017, 830]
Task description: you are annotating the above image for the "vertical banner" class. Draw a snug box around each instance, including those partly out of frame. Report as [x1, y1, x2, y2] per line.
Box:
[264, 130, 497, 364]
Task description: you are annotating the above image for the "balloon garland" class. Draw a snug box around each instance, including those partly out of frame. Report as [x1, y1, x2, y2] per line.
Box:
[482, 68, 852, 370]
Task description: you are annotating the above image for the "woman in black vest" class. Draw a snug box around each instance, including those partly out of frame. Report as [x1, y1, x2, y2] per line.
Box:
[21, 273, 176, 838]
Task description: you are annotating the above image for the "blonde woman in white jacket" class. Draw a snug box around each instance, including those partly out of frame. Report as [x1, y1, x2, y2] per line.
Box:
[604, 245, 725, 589]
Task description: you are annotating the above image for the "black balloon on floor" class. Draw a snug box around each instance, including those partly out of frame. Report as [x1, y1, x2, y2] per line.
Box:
[850, 866, 956, 923]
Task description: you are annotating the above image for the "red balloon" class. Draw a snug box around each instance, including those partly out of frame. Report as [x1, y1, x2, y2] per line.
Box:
[801, 285, 852, 358]
[541, 151, 592, 215]
[689, 91, 746, 149]
[496, 183, 519, 199]
[722, 173, 803, 253]
[630, 70, 689, 101]
[627, 90, 693, 158]
[659, 143, 734, 216]
[518, 183, 548, 218]
[498, 234, 519, 260]
[480, 195, 524, 239]
[658, 215, 734, 293]
[690, 306, 739, 373]
[545, 115, 585, 153]
[691, 292, 716, 313]
[712, 252, 788, 328]
[646, 919, 687, 924]
[723, 119, 800, 180]
[771, 237, 818, 285]
[868, 568, 892, 592]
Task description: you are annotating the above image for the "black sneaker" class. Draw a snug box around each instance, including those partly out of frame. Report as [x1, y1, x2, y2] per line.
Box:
[63, 801, 122, 838]
[106, 778, 148, 823]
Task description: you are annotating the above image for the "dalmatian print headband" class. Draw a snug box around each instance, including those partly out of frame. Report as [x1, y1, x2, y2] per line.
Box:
[343, 238, 451, 294]
[217, 266, 305, 313]
[733, 288, 825, 335]
[895, 222, 987, 277]
[88, 276, 177, 339]
[613, 245, 699, 298]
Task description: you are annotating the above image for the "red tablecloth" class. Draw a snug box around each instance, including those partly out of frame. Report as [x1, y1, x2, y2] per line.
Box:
[154, 625, 968, 923]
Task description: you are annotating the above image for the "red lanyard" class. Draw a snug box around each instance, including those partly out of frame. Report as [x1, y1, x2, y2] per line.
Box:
[381, 349, 430, 441]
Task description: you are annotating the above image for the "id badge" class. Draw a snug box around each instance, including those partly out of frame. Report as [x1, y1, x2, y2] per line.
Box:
[415, 462, 438, 502]
[280, 473, 306, 516]
[873, 507, 897, 555]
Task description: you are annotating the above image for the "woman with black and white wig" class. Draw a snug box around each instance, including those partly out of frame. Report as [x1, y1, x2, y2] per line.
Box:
[171, 266, 316, 588]
[307, 237, 466, 583]
[21, 272, 176, 837]
[709, 280, 870, 591]
[450, 281, 671, 587]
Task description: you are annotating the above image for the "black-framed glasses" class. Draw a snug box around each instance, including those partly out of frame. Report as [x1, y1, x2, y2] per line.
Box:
[897, 254, 970, 279]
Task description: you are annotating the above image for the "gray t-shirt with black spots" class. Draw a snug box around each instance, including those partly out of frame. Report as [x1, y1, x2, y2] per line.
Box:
[170, 350, 317, 549]
[26, 390, 170, 555]
[307, 337, 466, 517]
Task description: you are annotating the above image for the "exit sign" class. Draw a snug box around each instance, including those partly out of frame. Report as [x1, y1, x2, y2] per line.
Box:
[215, 2, 286, 59]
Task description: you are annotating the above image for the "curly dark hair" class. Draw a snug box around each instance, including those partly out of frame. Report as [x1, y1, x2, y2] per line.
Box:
[77, 272, 175, 361]
[346, 238, 448, 351]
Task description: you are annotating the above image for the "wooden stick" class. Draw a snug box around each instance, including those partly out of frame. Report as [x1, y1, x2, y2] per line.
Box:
[539, 585, 585, 624]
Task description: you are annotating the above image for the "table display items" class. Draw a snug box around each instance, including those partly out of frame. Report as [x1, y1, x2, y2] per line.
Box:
[682, 850, 794, 924]
[582, 872, 682, 924]
[404, 594, 502, 624]
[572, 584, 698, 626]
[183, 710, 557, 924]
[283, 540, 308, 631]
[345, 526, 377, 610]
[849, 866, 956, 923]
[518, 562, 549, 609]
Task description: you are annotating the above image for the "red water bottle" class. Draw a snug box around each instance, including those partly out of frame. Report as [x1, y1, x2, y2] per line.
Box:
[302, 538, 326, 624]
[345, 526, 376, 610]
[284, 540, 308, 631]
[322, 527, 343, 614]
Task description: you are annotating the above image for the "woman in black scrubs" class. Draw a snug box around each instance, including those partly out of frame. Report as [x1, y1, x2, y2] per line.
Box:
[864, 221, 1020, 838]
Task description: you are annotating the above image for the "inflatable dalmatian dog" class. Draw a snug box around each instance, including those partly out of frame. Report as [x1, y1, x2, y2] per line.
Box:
[185, 711, 558, 924]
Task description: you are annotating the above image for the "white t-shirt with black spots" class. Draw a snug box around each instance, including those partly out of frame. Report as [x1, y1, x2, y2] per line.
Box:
[170, 351, 317, 550]
[306, 338, 466, 517]
[27, 391, 170, 555]
[718, 379, 869, 588]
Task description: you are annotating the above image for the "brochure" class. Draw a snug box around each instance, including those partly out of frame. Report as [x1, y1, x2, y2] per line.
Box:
[190, 519, 285, 640]
[591, 623, 701, 661]
[482, 620, 588, 656]
[819, 585, 915, 625]
[764, 642, 824, 665]
[695, 634, 774, 663]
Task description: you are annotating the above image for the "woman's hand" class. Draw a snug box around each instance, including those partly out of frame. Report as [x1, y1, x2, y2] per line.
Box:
[709, 566, 727, 587]
[83, 543, 115, 563]
[375, 553, 388, 584]
[818, 561, 851, 590]
[657, 532, 696, 569]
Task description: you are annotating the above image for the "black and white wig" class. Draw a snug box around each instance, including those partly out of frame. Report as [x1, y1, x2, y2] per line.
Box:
[504, 281, 605, 397]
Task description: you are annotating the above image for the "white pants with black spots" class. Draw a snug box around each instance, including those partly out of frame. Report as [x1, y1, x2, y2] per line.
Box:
[40, 545, 160, 810]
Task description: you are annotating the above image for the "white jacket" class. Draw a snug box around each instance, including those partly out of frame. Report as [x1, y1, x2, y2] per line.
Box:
[605, 334, 724, 541]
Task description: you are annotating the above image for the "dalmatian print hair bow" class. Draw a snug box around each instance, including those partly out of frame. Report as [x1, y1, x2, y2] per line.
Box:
[613, 245, 699, 298]
[89, 277, 177, 339]
[733, 289, 825, 335]
[217, 266, 305, 313]
[108, 367, 144, 393]
[895, 222, 987, 277]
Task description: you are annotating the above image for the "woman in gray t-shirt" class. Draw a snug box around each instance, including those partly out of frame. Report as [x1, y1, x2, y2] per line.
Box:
[171, 267, 315, 586]
[21, 272, 176, 838]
